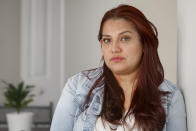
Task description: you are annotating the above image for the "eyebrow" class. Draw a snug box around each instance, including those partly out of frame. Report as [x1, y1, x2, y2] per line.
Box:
[102, 30, 132, 37]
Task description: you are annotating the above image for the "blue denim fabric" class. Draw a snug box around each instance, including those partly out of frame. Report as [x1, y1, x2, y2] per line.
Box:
[50, 67, 187, 131]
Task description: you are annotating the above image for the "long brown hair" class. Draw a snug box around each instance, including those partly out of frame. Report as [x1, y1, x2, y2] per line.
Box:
[83, 4, 169, 131]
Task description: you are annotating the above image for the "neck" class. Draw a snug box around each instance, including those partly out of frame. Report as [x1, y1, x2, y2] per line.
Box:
[113, 69, 138, 90]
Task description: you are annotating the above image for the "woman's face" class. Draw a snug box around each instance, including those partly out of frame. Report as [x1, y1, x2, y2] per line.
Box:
[100, 18, 143, 75]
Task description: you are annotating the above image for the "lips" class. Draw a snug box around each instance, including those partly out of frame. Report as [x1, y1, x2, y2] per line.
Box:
[111, 57, 124, 62]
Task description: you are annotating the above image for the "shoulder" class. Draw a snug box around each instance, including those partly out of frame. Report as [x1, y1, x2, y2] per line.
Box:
[159, 79, 185, 111]
[159, 79, 183, 100]
[65, 67, 103, 94]
[159, 79, 185, 100]
[158, 79, 178, 93]
[159, 81, 187, 129]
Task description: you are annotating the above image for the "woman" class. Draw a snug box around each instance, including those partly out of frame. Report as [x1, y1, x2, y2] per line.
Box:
[50, 4, 186, 131]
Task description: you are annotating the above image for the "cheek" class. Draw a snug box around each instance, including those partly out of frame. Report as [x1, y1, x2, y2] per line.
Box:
[126, 47, 143, 60]
[101, 48, 108, 61]
[102, 47, 109, 57]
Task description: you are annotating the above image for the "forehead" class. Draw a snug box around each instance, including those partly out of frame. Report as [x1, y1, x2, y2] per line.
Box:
[102, 18, 136, 34]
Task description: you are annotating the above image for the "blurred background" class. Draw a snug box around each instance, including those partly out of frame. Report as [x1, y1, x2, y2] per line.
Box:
[0, 0, 195, 130]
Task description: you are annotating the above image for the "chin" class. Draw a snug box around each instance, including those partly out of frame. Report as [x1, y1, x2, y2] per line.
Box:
[109, 66, 129, 75]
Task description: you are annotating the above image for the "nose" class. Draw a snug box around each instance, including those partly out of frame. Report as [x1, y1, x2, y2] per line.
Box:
[111, 41, 121, 53]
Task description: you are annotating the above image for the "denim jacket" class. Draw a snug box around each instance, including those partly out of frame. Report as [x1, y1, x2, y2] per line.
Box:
[50, 67, 187, 131]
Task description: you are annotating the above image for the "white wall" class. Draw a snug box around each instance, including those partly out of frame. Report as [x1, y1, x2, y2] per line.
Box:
[0, 0, 20, 104]
[178, 0, 196, 130]
[64, 0, 177, 85]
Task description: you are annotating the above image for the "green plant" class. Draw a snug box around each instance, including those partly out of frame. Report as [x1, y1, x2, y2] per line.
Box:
[2, 80, 35, 113]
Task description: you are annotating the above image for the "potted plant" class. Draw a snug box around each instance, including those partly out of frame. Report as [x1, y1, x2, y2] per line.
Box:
[2, 80, 35, 131]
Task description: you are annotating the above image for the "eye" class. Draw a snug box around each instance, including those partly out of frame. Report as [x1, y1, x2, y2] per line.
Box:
[102, 38, 111, 44]
[121, 36, 131, 42]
